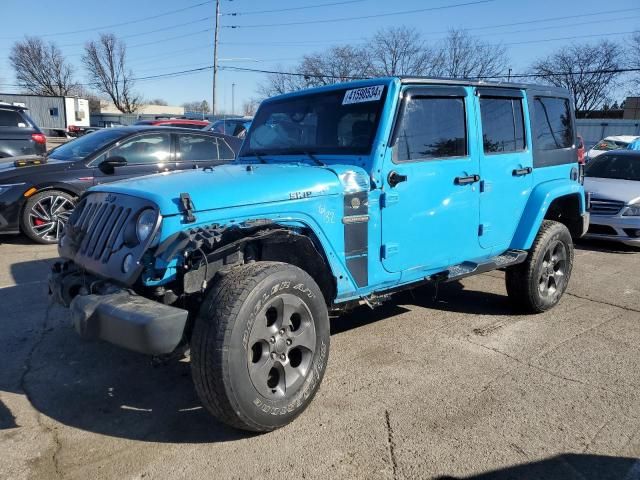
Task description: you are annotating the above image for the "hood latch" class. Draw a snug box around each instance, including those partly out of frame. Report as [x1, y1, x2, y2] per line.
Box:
[179, 192, 196, 224]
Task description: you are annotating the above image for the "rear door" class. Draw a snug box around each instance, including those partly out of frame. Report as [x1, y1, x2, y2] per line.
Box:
[93, 132, 174, 184]
[475, 88, 533, 250]
[175, 132, 236, 169]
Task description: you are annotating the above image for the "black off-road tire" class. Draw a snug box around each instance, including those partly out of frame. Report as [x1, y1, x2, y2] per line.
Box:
[21, 190, 76, 244]
[191, 262, 330, 432]
[506, 220, 574, 313]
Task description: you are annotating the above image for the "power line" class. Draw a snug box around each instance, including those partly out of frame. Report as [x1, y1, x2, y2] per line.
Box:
[502, 30, 638, 47]
[0, 0, 212, 40]
[223, 0, 368, 16]
[225, 0, 494, 28]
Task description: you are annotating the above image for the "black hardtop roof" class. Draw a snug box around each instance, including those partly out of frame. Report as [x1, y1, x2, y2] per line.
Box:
[398, 76, 570, 96]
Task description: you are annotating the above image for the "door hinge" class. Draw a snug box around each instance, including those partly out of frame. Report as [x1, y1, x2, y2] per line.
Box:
[478, 224, 484, 236]
[381, 243, 399, 259]
[479, 180, 485, 193]
[381, 192, 399, 208]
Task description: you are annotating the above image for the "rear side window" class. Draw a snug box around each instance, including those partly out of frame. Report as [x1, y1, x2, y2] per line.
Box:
[480, 97, 526, 153]
[395, 97, 467, 161]
[0, 109, 27, 127]
[533, 97, 573, 150]
[178, 134, 220, 161]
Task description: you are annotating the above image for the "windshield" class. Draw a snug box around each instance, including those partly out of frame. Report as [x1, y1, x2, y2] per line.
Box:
[240, 85, 387, 158]
[48, 129, 126, 162]
[585, 153, 640, 181]
[593, 139, 629, 151]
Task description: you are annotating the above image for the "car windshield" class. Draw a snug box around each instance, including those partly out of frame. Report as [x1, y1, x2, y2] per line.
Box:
[239, 85, 386, 158]
[48, 129, 126, 161]
[594, 139, 629, 151]
[585, 153, 640, 181]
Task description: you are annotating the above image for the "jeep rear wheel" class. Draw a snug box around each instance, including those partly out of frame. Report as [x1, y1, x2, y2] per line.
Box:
[505, 220, 574, 313]
[191, 262, 330, 432]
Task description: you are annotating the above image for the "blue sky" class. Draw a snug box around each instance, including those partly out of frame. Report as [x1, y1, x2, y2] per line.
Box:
[0, 0, 638, 113]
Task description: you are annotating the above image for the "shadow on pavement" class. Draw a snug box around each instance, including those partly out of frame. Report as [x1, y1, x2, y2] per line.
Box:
[0, 257, 535, 444]
[435, 453, 639, 480]
[0, 400, 17, 429]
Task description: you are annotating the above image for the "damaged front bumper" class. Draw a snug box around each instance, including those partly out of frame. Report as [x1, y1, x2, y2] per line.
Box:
[49, 261, 188, 355]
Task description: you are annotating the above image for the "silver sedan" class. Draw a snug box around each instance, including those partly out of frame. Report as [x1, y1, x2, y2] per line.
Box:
[583, 150, 640, 246]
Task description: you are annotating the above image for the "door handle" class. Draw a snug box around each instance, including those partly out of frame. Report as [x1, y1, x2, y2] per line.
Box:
[454, 174, 480, 185]
[388, 171, 408, 187]
[512, 167, 532, 176]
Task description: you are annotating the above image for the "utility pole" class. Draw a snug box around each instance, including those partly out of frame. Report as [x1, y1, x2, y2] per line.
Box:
[231, 83, 235, 115]
[212, 0, 220, 117]
[507, 68, 512, 81]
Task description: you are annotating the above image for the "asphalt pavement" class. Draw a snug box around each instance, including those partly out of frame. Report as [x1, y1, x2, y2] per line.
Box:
[0, 235, 638, 480]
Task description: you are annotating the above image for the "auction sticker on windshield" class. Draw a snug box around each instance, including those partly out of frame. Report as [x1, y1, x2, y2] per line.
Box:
[342, 85, 384, 105]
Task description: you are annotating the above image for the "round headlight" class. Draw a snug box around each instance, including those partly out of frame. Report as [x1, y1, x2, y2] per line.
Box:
[136, 209, 157, 243]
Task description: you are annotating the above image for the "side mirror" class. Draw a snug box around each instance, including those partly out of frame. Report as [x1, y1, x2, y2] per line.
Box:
[98, 156, 127, 174]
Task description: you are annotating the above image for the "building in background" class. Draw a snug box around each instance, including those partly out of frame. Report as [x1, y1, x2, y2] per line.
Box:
[95, 101, 184, 116]
[623, 97, 640, 120]
[0, 93, 89, 136]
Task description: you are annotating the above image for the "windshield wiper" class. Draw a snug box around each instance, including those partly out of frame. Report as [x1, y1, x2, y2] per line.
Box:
[242, 152, 268, 163]
[302, 151, 325, 167]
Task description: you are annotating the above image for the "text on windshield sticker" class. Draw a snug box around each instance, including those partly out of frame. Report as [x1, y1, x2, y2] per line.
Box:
[342, 85, 384, 105]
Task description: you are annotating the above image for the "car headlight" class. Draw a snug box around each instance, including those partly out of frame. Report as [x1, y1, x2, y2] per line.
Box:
[622, 204, 640, 217]
[136, 209, 158, 242]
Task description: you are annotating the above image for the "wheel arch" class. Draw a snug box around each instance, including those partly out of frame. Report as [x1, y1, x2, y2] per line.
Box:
[510, 180, 586, 250]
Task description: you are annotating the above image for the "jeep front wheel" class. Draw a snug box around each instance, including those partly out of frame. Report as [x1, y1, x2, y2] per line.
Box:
[191, 262, 330, 432]
[505, 220, 574, 313]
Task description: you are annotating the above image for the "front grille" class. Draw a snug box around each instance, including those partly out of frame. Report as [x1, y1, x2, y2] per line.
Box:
[587, 224, 618, 236]
[589, 198, 624, 216]
[75, 201, 132, 263]
[59, 192, 159, 286]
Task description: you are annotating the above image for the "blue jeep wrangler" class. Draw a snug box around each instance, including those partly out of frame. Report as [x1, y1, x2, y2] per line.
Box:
[50, 77, 588, 432]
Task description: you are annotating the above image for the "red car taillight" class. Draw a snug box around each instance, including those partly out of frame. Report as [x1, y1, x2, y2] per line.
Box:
[31, 133, 46, 144]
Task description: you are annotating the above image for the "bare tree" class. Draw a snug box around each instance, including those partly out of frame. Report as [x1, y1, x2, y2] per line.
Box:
[629, 31, 640, 93]
[299, 45, 370, 87]
[369, 26, 435, 76]
[530, 40, 624, 114]
[258, 66, 307, 97]
[9, 37, 79, 96]
[430, 29, 508, 79]
[182, 100, 210, 113]
[242, 98, 260, 116]
[82, 34, 140, 113]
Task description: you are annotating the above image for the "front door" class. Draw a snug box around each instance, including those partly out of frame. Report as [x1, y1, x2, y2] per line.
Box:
[381, 87, 482, 273]
[475, 89, 533, 250]
[93, 132, 174, 184]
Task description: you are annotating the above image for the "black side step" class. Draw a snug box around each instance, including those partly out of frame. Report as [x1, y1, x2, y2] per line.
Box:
[444, 250, 527, 282]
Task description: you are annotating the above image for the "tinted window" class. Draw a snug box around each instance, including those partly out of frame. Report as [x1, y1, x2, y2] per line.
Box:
[241, 86, 386, 156]
[108, 134, 171, 164]
[178, 134, 219, 161]
[585, 154, 640, 181]
[533, 97, 573, 150]
[0, 109, 26, 127]
[480, 97, 525, 153]
[395, 97, 466, 161]
[48, 129, 126, 162]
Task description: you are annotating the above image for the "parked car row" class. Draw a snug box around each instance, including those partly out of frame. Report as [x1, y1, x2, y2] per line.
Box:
[0, 126, 241, 244]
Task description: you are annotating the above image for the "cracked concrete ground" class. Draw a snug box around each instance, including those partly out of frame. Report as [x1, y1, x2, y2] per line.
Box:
[0, 236, 639, 480]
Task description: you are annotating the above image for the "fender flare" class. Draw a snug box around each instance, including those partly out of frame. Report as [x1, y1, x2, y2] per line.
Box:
[510, 180, 586, 250]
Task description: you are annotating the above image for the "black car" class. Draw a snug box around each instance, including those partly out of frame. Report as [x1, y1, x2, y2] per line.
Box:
[0, 126, 241, 244]
[0, 104, 47, 158]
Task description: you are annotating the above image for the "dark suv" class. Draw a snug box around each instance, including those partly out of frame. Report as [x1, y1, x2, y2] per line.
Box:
[0, 104, 46, 157]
